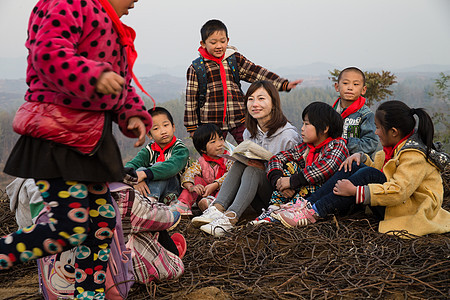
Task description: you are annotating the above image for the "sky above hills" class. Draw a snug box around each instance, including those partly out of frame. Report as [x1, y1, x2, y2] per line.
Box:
[1, 0, 449, 79]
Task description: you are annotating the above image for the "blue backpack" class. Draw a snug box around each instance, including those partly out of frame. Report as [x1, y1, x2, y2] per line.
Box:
[192, 54, 243, 124]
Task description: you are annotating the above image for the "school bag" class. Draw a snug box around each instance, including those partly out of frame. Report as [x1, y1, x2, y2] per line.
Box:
[36, 199, 134, 300]
[109, 182, 185, 284]
[192, 54, 243, 124]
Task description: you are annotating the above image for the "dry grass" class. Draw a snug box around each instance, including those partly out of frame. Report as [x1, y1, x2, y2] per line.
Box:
[0, 188, 449, 300]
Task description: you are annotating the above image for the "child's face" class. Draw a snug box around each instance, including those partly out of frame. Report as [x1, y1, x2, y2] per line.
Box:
[247, 87, 273, 127]
[334, 70, 367, 104]
[204, 133, 225, 159]
[108, 0, 138, 17]
[301, 115, 327, 146]
[200, 30, 229, 59]
[148, 114, 175, 149]
[375, 116, 398, 147]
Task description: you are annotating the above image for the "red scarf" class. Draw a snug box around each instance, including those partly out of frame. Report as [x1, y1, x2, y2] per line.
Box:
[382, 131, 413, 166]
[198, 46, 228, 123]
[202, 153, 227, 179]
[332, 96, 366, 119]
[305, 137, 334, 167]
[98, 0, 155, 109]
[151, 136, 177, 162]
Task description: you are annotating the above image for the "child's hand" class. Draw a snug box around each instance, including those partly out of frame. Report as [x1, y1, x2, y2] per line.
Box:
[339, 153, 362, 172]
[136, 170, 147, 183]
[203, 182, 219, 197]
[247, 160, 265, 170]
[191, 184, 205, 196]
[135, 181, 150, 197]
[333, 179, 356, 196]
[127, 116, 147, 147]
[276, 177, 291, 191]
[96, 71, 125, 95]
[281, 188, 295, 198]
[287, 79, 303, 90]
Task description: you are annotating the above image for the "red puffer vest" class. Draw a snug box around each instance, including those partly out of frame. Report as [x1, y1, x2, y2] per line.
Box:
[13, 101, 104, 154]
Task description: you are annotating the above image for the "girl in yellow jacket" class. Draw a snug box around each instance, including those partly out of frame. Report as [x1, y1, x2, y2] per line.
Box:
[273, 100, 450, 237]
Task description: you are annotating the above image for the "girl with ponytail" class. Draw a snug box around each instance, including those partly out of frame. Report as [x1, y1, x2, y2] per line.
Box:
[272, 100, 450, 237]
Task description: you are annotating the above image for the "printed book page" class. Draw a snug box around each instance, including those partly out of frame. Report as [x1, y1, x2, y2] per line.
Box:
[220, 140, 273, 165]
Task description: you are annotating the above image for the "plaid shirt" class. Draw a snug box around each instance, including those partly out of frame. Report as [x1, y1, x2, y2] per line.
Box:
[184, 49, 289, 132]
[267, 139, 349, 188]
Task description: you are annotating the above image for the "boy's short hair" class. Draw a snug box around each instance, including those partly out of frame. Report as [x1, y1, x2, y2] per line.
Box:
[193, 124, 222, 155]
[148, 107, 174, 125]
[201, 19, 228, 42]
[337, 67, 366, 85]
[302, 102, 343, 139]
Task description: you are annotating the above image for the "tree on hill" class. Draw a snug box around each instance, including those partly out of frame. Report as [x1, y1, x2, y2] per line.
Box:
[427, 72, 450, 150]
[328, 69, 397, 106]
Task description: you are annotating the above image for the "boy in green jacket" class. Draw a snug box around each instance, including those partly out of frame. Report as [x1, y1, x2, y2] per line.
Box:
[125, 107, 189, 203]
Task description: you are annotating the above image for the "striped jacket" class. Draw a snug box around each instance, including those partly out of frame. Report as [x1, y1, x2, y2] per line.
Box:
[184, 47, 289, 132]
[267, 139, 349, 189]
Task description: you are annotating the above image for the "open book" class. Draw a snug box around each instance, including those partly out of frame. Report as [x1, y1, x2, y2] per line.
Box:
[220, 140, 273, 165]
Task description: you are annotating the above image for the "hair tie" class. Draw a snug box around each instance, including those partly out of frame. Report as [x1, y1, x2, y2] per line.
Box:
[410, 108, 416, 115]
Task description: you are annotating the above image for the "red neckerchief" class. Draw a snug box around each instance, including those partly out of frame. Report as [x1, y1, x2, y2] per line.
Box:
[382, 131, 413, 166]
[332, 96, 366, 119]
[151, 136, 177, 162]
[198, 46, 228, 123]
[202, 153, 227, 179]
[98, 0, 155, 109]
[306, 137, 334, 167]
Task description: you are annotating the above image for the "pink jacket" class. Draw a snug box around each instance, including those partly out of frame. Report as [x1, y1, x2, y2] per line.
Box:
[13, 0, 151, 153]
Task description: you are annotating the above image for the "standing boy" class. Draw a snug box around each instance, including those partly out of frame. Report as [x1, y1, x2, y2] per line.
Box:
[184, 19, 302, 143]
[125, 107, 189, 202]
[332, 67, 378, 157]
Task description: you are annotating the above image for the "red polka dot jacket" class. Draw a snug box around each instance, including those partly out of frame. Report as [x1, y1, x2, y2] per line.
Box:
[12, 0, 152, 154]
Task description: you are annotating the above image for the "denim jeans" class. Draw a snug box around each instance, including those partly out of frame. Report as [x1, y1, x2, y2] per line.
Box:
[137, 167, 181, 202]
[307, 162, 387, 218]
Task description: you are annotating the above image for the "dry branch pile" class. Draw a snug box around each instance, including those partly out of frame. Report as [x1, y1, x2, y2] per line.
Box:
[0, 189, 449, 300]
[140, 214, 449, 300]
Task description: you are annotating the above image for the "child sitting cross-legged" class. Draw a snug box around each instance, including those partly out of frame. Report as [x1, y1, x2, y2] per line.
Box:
[169, 124, 233, 216]
[254, 102, 349, 224]
[124, 107, 189, 204]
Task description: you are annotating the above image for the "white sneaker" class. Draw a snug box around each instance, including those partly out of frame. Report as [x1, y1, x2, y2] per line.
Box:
[191, 206, 224, 228]
[200, 212, 236, 237]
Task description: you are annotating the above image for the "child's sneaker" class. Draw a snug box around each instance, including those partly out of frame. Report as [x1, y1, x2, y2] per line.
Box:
[162, 193, 178, 206]
[167, 211, 182, 231]
[169, 200, 193, 216]
[271, 202, 319, 228]
[191, 206, 224, 228]
[197, 195, 216, 212]
[249, 205, 281, 225]
[200, 212, 237, 237]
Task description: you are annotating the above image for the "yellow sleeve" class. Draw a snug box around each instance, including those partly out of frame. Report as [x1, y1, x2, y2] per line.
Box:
[369, 151, 430, 207]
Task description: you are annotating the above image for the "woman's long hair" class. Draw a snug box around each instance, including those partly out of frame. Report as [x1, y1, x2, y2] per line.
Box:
[244, 80, 287, 138]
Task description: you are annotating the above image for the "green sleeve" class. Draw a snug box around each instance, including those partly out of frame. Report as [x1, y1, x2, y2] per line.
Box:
[150, 144, 190, 180]
[124, 146, 151, 169]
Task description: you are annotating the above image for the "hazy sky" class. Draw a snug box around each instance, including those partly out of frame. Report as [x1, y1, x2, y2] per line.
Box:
[1, 0, 450, 76]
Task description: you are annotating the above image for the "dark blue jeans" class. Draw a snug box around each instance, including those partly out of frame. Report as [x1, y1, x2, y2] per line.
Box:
[307, 162, 387, 218]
